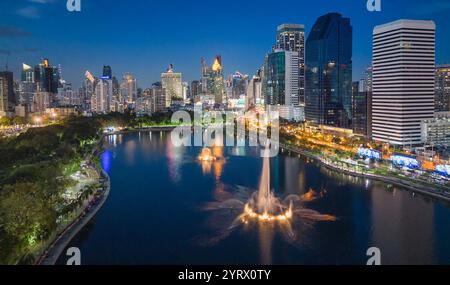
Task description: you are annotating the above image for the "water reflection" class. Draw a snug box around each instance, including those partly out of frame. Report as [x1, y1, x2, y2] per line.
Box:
[198, 145, 225, 180]
[201, 150, 336, 265]
[166, 136, 185, 184]
[101, 150, 112, 174]
[370, 185, 436, 264]
[68, 132, 450, 265]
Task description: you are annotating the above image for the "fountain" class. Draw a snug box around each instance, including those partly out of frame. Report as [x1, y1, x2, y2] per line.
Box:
[199, 145, 336, 252]
[198, 148, 216, 162]
[240, 147, 293, 223]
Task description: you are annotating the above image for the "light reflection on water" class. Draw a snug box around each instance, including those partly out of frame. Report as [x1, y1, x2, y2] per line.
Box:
[63, 131, 450, 265]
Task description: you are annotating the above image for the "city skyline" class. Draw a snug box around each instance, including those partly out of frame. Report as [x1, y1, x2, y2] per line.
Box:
[3, 0, 450, 269]
[1, 0, 450, 88]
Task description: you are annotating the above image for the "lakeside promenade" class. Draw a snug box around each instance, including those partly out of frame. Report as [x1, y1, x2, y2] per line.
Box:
[279, 143, 450, 203]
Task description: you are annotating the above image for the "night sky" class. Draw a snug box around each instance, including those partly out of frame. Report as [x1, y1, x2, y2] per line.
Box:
[1, 0, 450, 88]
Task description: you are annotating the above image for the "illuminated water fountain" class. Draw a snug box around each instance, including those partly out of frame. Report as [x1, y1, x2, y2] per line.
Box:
[200, 146, 336, 252]
[240, 148, 293, 223]
[198, 148, 216, 162]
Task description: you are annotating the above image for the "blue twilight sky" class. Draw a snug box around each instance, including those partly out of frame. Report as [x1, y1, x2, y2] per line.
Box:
[0, 0, 450, 88]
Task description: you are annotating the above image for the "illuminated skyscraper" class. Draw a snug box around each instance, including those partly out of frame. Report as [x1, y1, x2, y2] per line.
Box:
[191, 80, 201, 102]
[103, 65, 112, 79]
[229, 71, 248, 99]
[84, 71, 97, 112]
[372, 20, 435, 145]
[20, 64, 36, 111]
[435, 65, 450, 112]
[264, 50, 299, 106]
[0, 71, 14, 115]
[34, 58, 59, 94]
[275, 24, 305, 104]
[352, 80, 371, 137]
[111, 76, 121, 112]
[246, 70, 262, 109]
[305, 13, 353, 128]
[121, 73, 137, 106]
[149, 82, 166, 113]
[161, 64, 183, 107]
[201, 56, 225, 105]
[92, 78, 112, 113]
[264, 50, 301, 120]
[275, 24, 305, 52]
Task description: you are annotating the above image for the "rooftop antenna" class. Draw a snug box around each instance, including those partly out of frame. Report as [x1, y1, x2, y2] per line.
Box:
[3, 52, 10, 71]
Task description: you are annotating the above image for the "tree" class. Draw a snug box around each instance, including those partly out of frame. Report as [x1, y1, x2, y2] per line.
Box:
[12, 117, 26, 126]
[0, 183, 57, 248]
[0, 117, 12, 127]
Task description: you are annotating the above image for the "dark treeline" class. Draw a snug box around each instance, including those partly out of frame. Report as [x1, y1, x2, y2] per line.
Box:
[0, 112, 173, 264]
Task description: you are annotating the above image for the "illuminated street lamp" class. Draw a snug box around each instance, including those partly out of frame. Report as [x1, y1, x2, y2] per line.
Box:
[34, 116, 42, 126]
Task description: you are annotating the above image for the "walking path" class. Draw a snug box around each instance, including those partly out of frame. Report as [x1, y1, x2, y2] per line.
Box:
[279, 143, 450, 203]
[37, 168, 110, 265]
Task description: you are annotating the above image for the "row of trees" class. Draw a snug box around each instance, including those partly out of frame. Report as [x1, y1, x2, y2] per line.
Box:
[0, 116, 27, 127]
[0, 112, 171, 264]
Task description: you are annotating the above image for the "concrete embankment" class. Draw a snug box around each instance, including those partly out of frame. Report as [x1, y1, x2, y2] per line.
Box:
[37, 168, 110, 265]
[279, 143, 450, 203]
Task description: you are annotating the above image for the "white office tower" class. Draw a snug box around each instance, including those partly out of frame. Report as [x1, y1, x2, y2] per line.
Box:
[372, 20, 435, 145]
[92, 78, 112, 113]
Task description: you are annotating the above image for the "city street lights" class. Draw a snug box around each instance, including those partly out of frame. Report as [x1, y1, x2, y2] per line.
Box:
[34, 117, 42, 127]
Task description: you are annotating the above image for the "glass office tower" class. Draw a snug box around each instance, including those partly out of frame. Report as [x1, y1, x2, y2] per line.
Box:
[305, 13, 353, 128]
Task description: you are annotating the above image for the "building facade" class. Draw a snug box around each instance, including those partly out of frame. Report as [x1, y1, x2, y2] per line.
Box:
[92, 78, 112, 113]
[421, 112, 450, 146]
[352, 80, 371, 136]
[372, 20, 436, 145]
[274, 24, 305, 104]
[435, 65, 450, 112]
[201, 56, 225, 105]
[102, 65, 112, 79]
[0, 71, 14, 116]
[121, 73, 137, 107]
[264, 50, 301, 121]
[305, 13, 353, 128]
[161, 65, 182, 107]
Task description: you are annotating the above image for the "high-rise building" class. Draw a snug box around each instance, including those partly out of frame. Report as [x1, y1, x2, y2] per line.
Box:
[435, 65, 450, 112]
[275, 24, 305, 104]
[264, 50, 301, 120]
[421, 112, 450, 146]
[33, 91, 51, 114]
[34, 58, 59, 94]
[111, 76, 121, 112]
[150, 82, 166, 113]
[246, 70, 263, 109]
[182, 82, 190, 101]
[161, 64, 183, 107]
[20, 64, 36, 111]
[92, 78, 112, 113]
[135, 88, 153, 116]
[372, 20, 435, 145]
[84, 71, 97, 112]
[229, 71, 249, 99]
[57, 82, 80, 107]
[102, 65, 112, 80]
[305, 13, 353, 128]
[0, 71, 15, 115]
[121, 73, 137, 106]
[264, 50, 299, 106]
[191, 80, 201, 102]
[352, 80, 371, 137]
[201, 56, 225, 105]
[275, 24, 305, 52]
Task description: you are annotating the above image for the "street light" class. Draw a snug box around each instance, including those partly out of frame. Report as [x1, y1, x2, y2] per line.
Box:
[34, 116, 42, 126]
